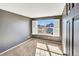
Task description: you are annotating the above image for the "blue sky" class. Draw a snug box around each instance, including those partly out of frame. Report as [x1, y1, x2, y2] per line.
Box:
[37, 19, 54, 25]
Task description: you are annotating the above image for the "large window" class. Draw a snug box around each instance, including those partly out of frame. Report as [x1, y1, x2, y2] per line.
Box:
[32, 18, 60, 36]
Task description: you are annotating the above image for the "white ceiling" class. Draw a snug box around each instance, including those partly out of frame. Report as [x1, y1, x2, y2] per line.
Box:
[0, 3, 65, 18]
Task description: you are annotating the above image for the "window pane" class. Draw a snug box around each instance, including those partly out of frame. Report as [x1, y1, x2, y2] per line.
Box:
[32, 18, 60, 36]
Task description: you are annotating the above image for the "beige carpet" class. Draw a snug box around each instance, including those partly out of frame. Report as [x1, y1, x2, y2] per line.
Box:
[1, 38, 63, 56]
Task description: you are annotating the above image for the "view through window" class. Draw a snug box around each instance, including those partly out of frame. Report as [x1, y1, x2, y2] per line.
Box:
[32, 18, 60, 36]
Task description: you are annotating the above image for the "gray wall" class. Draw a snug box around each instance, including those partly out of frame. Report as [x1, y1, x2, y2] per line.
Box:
[32, 34, 61, 42]
[62, 17, 67, 54]
[0, 9, 31, 53]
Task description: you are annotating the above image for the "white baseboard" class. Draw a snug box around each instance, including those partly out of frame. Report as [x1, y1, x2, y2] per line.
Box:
[0, 37, 31, 55]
